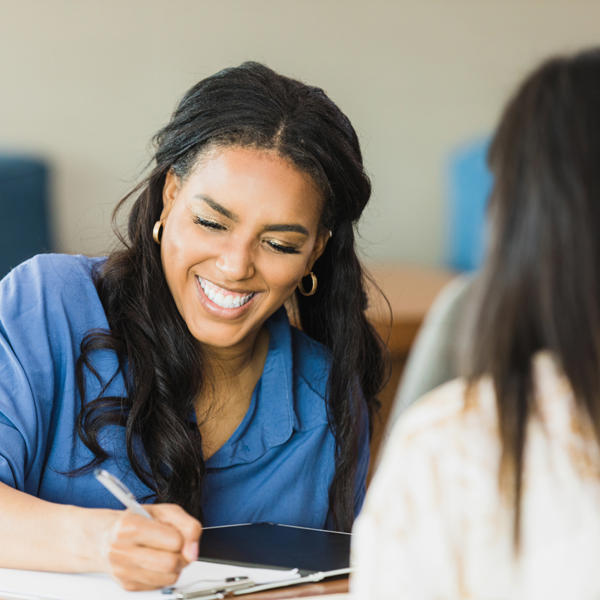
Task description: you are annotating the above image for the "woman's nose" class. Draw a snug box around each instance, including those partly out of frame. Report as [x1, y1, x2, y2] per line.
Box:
[215, 239, 256, 281]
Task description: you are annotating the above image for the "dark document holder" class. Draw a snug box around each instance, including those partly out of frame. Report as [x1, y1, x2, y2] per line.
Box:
[198, 522, 351, 575]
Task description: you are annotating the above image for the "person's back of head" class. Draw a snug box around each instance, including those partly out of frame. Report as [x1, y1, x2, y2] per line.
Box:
[464, 47, 600, 545]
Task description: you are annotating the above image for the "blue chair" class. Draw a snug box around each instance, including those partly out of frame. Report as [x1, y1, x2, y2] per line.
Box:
[0, 155, 52, 279]
[445, 138, 493, 271]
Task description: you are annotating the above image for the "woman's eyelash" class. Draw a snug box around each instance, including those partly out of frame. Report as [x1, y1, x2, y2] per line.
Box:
[193, 216, 226, 230]
[267, 241, 300, 254]
[193, 216, 299, 254]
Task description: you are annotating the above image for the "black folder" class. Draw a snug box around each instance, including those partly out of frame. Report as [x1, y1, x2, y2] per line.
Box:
[197, 522, 351, 575]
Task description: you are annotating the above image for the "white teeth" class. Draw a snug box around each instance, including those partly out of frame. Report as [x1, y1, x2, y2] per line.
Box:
[198, 277, 254, 309]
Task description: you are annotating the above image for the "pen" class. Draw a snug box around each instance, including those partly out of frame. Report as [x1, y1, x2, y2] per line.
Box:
[94, 468, 152, 518]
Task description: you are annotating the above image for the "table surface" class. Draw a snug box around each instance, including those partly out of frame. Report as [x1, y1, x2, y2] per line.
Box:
[248, 576, 348, 599]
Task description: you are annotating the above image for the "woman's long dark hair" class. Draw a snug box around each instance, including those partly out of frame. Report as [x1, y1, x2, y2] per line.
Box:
[463, 47, 600, 546]
[74, 62, 387, 531]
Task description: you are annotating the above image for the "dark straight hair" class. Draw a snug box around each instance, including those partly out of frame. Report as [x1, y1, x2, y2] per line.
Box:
[74, 62, 387, 531]
[463, 47, 600, 546]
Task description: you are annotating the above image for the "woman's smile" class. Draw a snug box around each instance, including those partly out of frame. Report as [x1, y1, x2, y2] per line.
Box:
[196, 276, 257, 316]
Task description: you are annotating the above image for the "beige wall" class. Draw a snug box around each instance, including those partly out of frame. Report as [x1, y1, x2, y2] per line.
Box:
[1, 0, 599, 265]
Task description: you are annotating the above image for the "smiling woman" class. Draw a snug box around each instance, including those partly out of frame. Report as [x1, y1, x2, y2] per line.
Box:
[0, 62, 386, 590]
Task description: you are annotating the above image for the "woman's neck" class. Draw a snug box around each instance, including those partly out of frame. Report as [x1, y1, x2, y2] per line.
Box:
[195, 327, 270, 459]
[201, 327, 270, 387]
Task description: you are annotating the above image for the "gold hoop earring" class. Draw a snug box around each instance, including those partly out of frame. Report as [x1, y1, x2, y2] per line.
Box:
[298, 272, 318, 297]
[152, 220, 163, 245]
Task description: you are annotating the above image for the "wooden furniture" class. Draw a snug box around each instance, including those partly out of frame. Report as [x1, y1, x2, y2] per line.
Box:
[364, 263, 456, 471]
[248, 577, 348, 599]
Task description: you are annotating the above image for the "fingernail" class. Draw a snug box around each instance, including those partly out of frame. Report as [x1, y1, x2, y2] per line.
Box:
[183, 541, 198, 562]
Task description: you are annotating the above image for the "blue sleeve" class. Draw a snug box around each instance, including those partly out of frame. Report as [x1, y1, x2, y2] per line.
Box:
[0, 336, 38, 489]
[0, 254, 106, 495]
[0, 261, 56, 491]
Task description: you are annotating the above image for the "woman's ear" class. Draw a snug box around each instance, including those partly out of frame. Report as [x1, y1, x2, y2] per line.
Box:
[161, 169, 181, 220]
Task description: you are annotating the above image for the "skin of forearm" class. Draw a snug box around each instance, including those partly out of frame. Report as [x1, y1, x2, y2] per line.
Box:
[0, 482, 116, 572]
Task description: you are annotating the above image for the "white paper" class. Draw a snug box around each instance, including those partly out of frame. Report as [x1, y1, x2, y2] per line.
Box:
[0, 560, 299, 600]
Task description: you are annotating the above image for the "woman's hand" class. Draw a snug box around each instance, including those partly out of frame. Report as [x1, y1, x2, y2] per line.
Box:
[0, 483, 201, 586]
[102, 503, 202, 591]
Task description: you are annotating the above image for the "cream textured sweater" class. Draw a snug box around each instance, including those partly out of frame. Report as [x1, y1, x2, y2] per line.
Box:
[351, 353, 600, 599]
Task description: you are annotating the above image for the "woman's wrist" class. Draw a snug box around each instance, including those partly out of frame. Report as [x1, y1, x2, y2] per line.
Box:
[60, 504, 120, 573]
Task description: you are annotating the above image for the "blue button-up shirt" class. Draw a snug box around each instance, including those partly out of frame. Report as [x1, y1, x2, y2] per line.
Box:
[0, 254, 368, 528]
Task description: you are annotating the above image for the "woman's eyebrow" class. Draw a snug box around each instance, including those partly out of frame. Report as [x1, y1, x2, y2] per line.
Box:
[195, 194, 309, 236]
[263, 223, 309, 236]
[195, 194, 238, 221]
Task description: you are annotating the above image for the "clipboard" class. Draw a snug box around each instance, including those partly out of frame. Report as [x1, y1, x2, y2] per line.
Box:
[198, 522, 351, 575]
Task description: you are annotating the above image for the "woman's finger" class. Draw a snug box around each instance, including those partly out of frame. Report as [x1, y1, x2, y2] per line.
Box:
[146, 503, 202, 561]
[110, 557, 181, 591]
[102, 504, 201, 589]
[108, 541, 186, 575]
[106, 516, 187, 590]
[111, 510, 184, 553]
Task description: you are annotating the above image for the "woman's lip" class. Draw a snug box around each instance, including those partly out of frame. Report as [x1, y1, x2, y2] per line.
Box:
[196, 276, 255, 296]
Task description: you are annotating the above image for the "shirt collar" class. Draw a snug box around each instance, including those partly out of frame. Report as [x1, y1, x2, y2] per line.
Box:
[206, 307, 294, 468]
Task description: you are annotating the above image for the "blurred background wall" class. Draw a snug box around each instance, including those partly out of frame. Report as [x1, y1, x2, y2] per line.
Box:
[1, 0, 598, 267]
